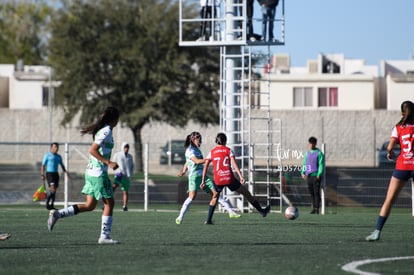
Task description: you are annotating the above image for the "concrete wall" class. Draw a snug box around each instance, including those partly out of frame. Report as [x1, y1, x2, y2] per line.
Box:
[0, 108, 400, 171]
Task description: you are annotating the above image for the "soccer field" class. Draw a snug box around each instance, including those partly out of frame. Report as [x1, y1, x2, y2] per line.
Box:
[0, 205, 413, 275]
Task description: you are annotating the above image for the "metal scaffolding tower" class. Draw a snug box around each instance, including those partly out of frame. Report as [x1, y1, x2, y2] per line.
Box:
[179, 0, 286, 213]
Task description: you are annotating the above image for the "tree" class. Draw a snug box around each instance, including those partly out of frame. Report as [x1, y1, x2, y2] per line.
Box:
[0, 0, 51, 64]
[48, 0, 220, 172]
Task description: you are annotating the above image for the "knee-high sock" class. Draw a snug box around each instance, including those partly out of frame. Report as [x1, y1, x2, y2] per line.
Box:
[50, 192, 56, 207]
[251, 200, 264, 213]
[218, 197, 237, 214]
[46, 191, 52, 209]
[56, 205, 79, 219]
[206, 205, 216, 223]
[177, 197, 192, 221]
[376, 216, 388, 231]
[100, 216, 113, 239]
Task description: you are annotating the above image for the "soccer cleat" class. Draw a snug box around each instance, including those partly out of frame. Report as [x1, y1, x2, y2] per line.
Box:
[204, 221, 214, 225]
[98, 237, 120, 244]
[310, 209, 319, 214]
[366, 229, 381, 241]
[47, 209, 59, 231]
[261, 205, 271, 218]
[122, 206, 128, 212]
[229, 213, 241, 219]
[0, 232, 11, 241]
[175, 218, 181, 225]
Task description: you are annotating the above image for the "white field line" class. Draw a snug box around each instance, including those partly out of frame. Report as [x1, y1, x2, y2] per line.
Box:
[342, 256, 414, 275]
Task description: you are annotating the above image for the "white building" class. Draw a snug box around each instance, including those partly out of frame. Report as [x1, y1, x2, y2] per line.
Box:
[381, 60, 414, 110]
[1, 54, 413, 111]
[260, 53, 414, 111]
[0, 63, 52, 109]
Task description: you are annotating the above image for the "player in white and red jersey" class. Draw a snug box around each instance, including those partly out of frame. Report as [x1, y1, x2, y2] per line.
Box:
[366, 100, 414, 241]
[201, 133, 270, 224]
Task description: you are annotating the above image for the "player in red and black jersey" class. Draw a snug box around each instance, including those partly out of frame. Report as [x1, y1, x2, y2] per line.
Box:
[201, 133, 270, 224]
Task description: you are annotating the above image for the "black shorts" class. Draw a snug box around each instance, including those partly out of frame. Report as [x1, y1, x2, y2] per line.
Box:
[215, 179, 241, 193]
[392, 169, 414, 181]
[46, 172, 60, 188]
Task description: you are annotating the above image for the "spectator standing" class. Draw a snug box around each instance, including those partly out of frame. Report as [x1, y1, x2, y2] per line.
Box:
[113, 142, 134, 211]
[197, 0, 216, 41]
[301, 137, 325, 214]
[247, 0, 256, 41]
[235, 0, 255, 41]
[259, 0, 279, 42]
[366, 100, 414, 241]
[41, 142, 69, 210]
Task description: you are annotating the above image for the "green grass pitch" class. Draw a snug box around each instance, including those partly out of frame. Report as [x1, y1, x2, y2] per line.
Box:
[1, 205, 414, 274]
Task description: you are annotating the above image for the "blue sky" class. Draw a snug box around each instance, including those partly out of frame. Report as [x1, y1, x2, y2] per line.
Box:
[259, 0, 414, 67]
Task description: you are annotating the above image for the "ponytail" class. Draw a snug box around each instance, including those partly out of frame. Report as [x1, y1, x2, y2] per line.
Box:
[397, 101, 414, 126]
[80, 106, 119, 138]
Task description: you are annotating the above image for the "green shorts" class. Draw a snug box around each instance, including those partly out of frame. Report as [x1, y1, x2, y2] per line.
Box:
[188, 175, 216, 193]
[113, 176, 130, 192]
[82, 173, 113, 200]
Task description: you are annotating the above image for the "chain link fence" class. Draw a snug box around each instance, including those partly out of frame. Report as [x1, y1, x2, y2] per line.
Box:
[0, 142, 412, 212]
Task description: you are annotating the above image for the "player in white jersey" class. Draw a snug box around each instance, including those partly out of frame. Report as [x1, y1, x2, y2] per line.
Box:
[113, 142, 134, 211]
[176, 132, 240, 225]
[47, 107, 121, 244]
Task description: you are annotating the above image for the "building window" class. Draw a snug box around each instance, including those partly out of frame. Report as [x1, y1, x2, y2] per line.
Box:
[318, 87, 338, 107]
[293, 87, 312, 107]
[42, 86, 49, 106]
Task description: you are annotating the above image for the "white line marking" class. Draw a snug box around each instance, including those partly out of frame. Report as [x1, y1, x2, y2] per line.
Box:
[342, 256, 414, 275]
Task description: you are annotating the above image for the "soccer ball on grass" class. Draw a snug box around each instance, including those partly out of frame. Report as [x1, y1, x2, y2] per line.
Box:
[284, 206, 299, 220]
